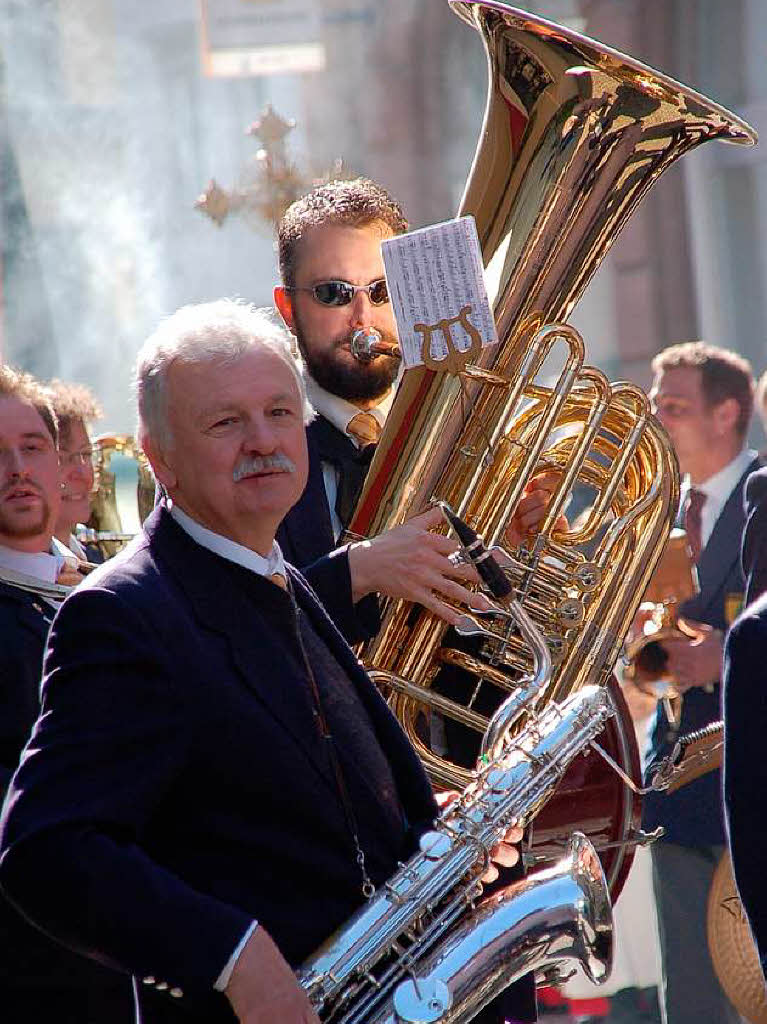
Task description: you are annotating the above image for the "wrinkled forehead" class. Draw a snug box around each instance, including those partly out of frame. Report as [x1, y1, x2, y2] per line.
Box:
[167, 348, 301, 415]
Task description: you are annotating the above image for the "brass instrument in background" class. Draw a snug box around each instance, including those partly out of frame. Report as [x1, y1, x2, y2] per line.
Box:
[623, 529, 707, 720]
[83, 434, 154, 560]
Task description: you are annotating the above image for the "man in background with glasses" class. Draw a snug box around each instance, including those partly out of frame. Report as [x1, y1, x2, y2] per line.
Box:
[272, 178, 551, 647]
[45, 379, 103, 561]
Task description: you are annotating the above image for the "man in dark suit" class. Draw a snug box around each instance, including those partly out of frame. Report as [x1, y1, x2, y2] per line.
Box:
[0, 301, 521, 1023]
[638, 341, 757, 1024]
[723, 589, 767, 985]
[0, 365, 132, 1021]
[273, 179, 552, 651]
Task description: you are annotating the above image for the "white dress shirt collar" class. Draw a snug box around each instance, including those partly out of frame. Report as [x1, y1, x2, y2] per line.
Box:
[0, 536, 74, 584]
[305, 376, 395, 447]
[169, 504, 287, 580]
[683, 447, 757, 550]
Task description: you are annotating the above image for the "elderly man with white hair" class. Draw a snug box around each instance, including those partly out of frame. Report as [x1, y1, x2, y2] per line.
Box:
[0, 300, 520, 1024]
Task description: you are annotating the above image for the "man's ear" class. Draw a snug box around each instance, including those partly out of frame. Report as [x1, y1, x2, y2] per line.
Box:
[273, 286, 295, 332]
[141, 435, 178, 493]
[713, 396, 740, 438]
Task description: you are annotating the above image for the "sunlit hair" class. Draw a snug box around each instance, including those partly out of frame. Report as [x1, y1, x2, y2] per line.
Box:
[278, 177, 408, 289]
[135, 299, 314, 451]
[44, 379, 102, 446]
[0, 364, 58, 446]
[652, 340, 755, 440]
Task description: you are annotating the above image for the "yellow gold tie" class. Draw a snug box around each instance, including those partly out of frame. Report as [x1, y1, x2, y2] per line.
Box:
[346, 412, 382, 448]
[269, 572, 288, 590]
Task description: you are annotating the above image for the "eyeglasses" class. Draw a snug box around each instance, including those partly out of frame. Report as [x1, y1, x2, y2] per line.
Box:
[59, 447, 94, 468]
[291, 278, 389, 307]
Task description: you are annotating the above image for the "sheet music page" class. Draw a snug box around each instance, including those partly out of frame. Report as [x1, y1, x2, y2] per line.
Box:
[381, 215, 498, 370]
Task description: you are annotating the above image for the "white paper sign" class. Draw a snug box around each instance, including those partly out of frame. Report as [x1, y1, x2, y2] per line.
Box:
[381, 216, 498, 371]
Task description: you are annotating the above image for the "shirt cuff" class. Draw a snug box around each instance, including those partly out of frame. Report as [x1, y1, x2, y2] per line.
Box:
[214, 920, 258, 991]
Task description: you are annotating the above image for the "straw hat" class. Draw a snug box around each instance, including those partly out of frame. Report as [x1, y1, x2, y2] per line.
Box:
[707, 853, 767, 1024]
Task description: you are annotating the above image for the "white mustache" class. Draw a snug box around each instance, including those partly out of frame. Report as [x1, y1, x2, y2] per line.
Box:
[233, 453, 296, 482]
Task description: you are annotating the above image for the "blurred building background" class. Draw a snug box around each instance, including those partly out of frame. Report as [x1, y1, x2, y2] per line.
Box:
[0, 0, 765, 440]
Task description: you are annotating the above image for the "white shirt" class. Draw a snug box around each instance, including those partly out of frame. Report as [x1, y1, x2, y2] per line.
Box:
[0, 537, 74, 585]
[683, 447, 757, 550]
[169, 505, 286, 580]
[168, 504, 292, 989]
[305, 376, 395, 540]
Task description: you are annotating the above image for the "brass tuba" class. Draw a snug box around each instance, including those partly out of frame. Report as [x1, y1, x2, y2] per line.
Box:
[346, 0, 756, 889]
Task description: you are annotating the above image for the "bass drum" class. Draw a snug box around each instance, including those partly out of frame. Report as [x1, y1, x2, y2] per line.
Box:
[528, 675, 641, 903]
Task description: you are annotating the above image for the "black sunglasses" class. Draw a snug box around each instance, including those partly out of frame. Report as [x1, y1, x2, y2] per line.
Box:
[291, 278, 389, 307]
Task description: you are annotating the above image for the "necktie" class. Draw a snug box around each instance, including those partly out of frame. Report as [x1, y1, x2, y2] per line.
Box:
[684, 487, 706, 564]
[346, 412, 382, 447]
[310, 417, 379, 530]
[269, 572, 288, 590]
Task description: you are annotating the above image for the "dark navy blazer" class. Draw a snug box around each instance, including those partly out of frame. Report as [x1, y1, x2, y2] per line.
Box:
[723, 591, 767, 980]
[643, 457, 760, 847]
[0, 506, 436, 1022]
[741, 465, 767, 607]
[0, 580, 133, 1016]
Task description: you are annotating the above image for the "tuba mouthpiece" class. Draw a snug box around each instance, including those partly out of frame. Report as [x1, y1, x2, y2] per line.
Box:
[350, 328, 401, 362]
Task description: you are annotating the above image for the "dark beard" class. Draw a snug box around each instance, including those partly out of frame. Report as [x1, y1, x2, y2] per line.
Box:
[295, 326, 399, 404]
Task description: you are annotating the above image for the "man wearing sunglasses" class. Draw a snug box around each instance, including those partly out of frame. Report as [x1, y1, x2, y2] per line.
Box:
[273, 178, 551, 645]
[273, 178, 543, 1023]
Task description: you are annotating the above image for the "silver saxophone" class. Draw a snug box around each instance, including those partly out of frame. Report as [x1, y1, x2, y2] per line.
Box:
[298, 517, 615, 1023]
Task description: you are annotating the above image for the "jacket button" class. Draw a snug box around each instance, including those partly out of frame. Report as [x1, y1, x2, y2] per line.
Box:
[170, 987, 184, 998]
[142, 976, 155, 985]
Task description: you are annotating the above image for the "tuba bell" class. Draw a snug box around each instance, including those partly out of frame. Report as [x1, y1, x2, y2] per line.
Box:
[345, 0, 756, 903]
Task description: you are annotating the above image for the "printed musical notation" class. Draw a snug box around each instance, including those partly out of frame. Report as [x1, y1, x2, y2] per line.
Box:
[381, 216, 499, 372]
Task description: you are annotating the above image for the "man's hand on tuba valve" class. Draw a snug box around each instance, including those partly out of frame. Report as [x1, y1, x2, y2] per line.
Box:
[504, 470, 568, 548]
[347, 505, 493, 625]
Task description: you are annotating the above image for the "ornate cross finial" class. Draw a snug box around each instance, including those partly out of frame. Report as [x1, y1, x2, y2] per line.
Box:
[195, 104, 350, 234]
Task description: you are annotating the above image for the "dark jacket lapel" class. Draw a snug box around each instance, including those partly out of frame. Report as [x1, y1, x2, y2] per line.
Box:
[690, 458, 760, 618]
[277, 423, 336, 567]
[145, 507, 338, 793]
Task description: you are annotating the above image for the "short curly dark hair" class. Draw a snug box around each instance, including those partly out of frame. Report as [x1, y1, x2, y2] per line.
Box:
[0, 365, 58, 445]
[44, 379, 102, 445]
[277, 177, 408, 288]
[652, 341, 755, 439]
